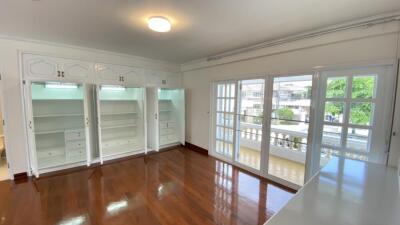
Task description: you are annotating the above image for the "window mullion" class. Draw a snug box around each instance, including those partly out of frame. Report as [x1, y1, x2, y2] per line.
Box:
[341, 76, 352, 153]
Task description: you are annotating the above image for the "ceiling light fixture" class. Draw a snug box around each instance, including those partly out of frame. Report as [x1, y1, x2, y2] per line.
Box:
[148, 16, 171, 32]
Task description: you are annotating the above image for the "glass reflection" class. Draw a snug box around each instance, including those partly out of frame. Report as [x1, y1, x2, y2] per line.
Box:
[212, 159, 295, 225]
[106, 200, 128, 215]
[58, 215, 86, 225]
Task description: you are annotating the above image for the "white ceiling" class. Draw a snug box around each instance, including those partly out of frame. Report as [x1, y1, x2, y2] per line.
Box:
[1, 0, 400, 63]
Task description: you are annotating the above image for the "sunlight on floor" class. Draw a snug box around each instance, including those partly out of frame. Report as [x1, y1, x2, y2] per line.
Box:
[238, 147, 305, 186]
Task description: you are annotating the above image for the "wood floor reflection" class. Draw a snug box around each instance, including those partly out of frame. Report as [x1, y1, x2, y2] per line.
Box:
[0, 147, 295, 225]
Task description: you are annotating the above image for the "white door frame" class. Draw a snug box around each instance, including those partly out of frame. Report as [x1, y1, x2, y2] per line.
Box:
[0, 65, 13, 180]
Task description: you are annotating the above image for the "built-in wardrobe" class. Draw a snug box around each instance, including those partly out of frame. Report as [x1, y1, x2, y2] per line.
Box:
[22, 53, 184, 177]
[146, 88, 185, 151]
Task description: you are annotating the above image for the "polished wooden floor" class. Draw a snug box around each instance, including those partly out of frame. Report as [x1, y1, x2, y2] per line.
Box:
[0, 148, 295, 225]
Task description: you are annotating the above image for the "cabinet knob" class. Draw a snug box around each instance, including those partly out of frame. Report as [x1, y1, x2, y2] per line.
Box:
[61, 71, 65, 77]
[57, 71, 61, 77]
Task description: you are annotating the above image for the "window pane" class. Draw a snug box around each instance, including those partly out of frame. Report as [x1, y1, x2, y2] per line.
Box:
[216, 140, 224, 154]
[322, 125, 342, 147]
[225, 113, 234, 128]
[224, 128, 233, 142]
[240, 115, 263, 125]
[270, 131, 308, 152]
[352, 75, 376, 99]
[347, 128, 370, 151]
[324, 102, 344, 123]
[227, 84, 236, 98]
[216, 113, 224, 126]
[216, 126, 224, 140]
[227, 99, 235, 113]
[272, 76, 312, 123]
[326, 77, 347, 98]
[217, 98, 225, 112]
[349, 103, 373, 126]
[217, 84, 225, 97]
[226, 143, 233, 157]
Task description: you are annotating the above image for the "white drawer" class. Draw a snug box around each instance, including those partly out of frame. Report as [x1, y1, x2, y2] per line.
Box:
[37, 148, 64, 159]
[66, 148, 86, 157]
[66, 149, 86, 163]
[65, 129, 85, 141]
[66, 140, 86, 150]
[167, 122, 176, 128]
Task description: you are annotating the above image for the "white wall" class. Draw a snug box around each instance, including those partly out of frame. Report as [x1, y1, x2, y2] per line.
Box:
[388, 33, 400, 167]
[0, 37, 180, 175]
[182, 21, 400, 167]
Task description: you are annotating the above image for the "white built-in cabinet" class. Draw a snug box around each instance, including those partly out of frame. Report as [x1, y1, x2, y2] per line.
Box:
[24, 81, 90, 176]
[22, 53, 184, 177]
[23, 54, 93, 82]
[94, 63, 145, 86]
[96, 86, 146, 162]
[145, 70, 182, 88]
[147, 88, 185, 151]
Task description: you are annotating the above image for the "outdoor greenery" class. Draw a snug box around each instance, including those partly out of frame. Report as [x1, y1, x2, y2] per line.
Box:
[275, 107, 294, 120]
[326, 76, 374, 125]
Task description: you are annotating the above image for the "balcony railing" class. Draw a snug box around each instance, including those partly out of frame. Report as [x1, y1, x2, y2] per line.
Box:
[239, 122, 368, 164]
[240, 122, 307, 164]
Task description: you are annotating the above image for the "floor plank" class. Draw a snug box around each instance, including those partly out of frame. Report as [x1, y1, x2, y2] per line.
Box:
[0, 147, 295, 225]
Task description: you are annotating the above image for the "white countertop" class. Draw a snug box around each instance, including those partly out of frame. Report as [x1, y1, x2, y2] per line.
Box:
[266, 157, 400, 225]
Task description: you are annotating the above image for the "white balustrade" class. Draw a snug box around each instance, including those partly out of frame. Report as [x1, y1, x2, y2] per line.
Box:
[239, 122, 308, 163]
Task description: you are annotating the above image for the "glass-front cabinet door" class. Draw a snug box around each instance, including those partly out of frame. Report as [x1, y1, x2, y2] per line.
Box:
[27, 81, 88, 175]
[97, 85, 145, 162]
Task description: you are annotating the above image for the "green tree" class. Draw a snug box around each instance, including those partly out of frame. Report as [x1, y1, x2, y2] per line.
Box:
[326, 77, 374, 125]
[275, 108, 294, 120]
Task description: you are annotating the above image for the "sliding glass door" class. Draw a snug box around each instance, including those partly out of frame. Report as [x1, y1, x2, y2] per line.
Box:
[236, 79, 265, 170]
[211, 65, 395, 188]
[212, 77, 314, 187]
[267, 75, 313, 186]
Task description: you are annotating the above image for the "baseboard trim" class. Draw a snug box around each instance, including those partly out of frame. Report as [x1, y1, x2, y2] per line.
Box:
[13, 172, 28, 181]
[185, 142, 209, 155]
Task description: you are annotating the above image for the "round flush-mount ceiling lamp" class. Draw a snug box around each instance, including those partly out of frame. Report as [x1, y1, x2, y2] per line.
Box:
[148, 16, 171, 32]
